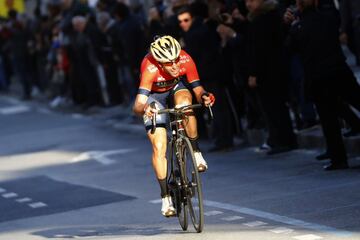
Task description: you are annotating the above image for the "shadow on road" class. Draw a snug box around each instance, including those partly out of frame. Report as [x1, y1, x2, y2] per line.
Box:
[32, 225, 187, 238]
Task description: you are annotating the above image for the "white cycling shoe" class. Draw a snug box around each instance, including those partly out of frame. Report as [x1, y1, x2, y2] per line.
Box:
[194, 152, 208, 172]
[161, 195, 176, 217]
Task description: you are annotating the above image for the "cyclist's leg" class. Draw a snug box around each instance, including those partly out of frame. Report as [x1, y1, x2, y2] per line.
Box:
[173, 87, 208, 172]
[143, 94, 169, 186]
[147, 127, 168, 182]
[174, 89, 197, 139]
[144, 93, 175, 216]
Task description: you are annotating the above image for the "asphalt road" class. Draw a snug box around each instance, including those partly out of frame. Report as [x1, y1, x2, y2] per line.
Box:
[0, 95, 359, 240]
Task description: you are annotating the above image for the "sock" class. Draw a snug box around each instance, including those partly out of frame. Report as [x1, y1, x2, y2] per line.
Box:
[189, 136, 200, 152]
[158, 178, 168, 198]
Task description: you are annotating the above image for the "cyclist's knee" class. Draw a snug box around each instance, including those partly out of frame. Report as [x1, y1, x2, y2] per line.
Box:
[175, 92, 192, 106]
[153, 141, 166, 153]
[175, 99, 192, 108]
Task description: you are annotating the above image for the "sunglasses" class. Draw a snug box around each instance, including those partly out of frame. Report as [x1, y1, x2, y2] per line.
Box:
[179, 18, 190, 23]
[161, 57, 180, 67]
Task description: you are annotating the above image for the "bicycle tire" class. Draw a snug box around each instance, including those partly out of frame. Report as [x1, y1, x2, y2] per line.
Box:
[169, 140, 188, 230]
[181, 137, 204, 233]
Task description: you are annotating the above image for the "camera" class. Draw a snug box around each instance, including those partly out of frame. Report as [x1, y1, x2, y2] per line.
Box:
[218, 13, 232, 24]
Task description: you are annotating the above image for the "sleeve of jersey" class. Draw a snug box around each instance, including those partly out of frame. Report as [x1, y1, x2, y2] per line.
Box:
[138, 60, 153, 96]
[184, 53, 202, 89]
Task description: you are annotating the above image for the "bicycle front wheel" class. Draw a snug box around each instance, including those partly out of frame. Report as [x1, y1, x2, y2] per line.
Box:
[181, 137, 204, 233]
[169, 141, 188, 231]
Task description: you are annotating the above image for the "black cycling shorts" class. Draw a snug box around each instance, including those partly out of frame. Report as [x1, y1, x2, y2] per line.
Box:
[143, 80, 188, 131]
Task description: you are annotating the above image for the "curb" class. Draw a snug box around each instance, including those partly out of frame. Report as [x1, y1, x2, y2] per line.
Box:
[246, 127, 360, 155]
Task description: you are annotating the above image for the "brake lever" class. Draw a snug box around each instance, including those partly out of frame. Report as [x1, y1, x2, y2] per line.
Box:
[208, 105, 214, 120]
[202, 93, 214, 120]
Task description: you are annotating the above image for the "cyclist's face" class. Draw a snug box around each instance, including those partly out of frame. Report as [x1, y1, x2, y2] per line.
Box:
[161, 60, 181, 77]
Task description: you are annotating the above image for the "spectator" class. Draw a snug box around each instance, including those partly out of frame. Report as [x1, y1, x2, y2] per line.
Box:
[96, 11, 123, 104]
[246, 0, 297, 154]
[340, 0, 360, 66]
[68, 15, 102, 107]
[216, 1, 267, 135]
[178, 3, 234, 151]
[113, 2, 146, 104]
[284, 0, 360, 170]
[147, 6, 166, 42]
[7, 11, 34, 100]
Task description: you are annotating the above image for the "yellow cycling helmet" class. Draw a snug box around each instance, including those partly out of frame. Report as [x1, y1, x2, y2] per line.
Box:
[150, 35, 181, 63]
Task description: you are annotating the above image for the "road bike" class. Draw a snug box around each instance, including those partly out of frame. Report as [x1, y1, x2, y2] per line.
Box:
[152, 103, 212, 233]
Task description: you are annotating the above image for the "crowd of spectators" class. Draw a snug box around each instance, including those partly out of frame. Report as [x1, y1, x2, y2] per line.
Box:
[0, 0, 359, 169]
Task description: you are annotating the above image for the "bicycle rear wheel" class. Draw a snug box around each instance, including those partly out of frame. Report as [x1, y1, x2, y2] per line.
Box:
[181, 137, 204, 233]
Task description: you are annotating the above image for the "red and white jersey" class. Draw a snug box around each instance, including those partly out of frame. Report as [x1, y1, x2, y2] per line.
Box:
[138, 50, 201, 96]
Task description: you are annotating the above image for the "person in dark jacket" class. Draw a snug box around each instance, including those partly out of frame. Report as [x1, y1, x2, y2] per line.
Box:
[246, 0, 297, 154]
[8, 11, 34, 100]
[97, 11, 123, 105]
[340, 0, 360, 66]
[177, 4, 234, 151]
[68, 16, 102, 107]
[113, 2, 146, 104]
[284, 0, 360, 170]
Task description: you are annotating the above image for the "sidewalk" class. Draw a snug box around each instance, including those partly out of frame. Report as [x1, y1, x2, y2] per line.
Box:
[247, 48, 360, 155]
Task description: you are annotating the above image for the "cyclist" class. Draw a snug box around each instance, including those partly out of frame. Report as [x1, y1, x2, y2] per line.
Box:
[133, 35, 215, 217]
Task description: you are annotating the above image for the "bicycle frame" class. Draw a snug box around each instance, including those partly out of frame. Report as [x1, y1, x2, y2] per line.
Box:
[154, 104, 206, 232]
[168, 108, 194, 203]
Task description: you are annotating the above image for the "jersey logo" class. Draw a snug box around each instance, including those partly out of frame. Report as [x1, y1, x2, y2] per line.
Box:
[147, 64, 158, 73]
[179, 55, 190, 63]
[157, 76, 166, 82]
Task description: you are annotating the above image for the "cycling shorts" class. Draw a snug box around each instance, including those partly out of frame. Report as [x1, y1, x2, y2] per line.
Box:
[143, 80, 188, 131]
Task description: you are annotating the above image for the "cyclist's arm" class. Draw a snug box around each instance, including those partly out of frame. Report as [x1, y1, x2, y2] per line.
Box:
[133, 65, 154, 116]
[133, 93, 149, 116]
[182, 52, 209, 103]
[192, 86, 207, 103]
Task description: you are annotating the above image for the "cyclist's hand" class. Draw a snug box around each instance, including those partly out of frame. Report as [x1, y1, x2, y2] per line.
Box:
[201, 92, 215, 107]
[144, 103, 158, 118]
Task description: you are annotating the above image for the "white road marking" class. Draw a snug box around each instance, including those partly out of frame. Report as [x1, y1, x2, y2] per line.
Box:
[71, 113, 85, 119]
[204, 210, 223, 216]
[293, 234, 323, 240]
[37, 108, 52, 114]
[221, 216, 244, 221]
[16, 197, 32, 203]
[0, 105, 30, 115]
[149, 198, 351, 237]
[71, 149, 136, 165]
[2, 192, 18, 198]
[94, 155, 116, 165]
[1, 96, 22, 105]
[28, 202, 48, 208]
[294, 149, 318, 155]
[204, 200, 352, 237]
[243, 221, 268, 227]
[269, 227, 294, 234]
[0, 187, 6, 193]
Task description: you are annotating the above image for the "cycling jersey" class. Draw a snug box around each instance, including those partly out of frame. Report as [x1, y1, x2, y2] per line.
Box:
[138, 50, 201, 96]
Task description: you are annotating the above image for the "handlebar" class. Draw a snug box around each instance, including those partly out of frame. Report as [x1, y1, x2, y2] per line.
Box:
[150, 103, 213, 134]
[158, 103, 202, 115]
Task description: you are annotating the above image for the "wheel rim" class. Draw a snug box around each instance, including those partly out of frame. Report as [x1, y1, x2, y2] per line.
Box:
[170, 163, 188, 230]
[183, 142, 204, 232]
